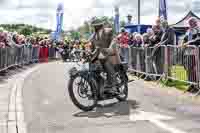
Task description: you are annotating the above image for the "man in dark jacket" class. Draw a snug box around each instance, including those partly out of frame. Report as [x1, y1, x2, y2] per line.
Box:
[159, 20, 176, 46]
[89, 17, 118, 90]
[159, 20, 176, 77]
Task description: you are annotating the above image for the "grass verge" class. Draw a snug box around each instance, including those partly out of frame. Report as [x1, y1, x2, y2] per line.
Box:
[160, 79, 189, 92]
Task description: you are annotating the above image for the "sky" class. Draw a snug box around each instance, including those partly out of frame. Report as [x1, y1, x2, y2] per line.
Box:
[0, 0, 199, 30]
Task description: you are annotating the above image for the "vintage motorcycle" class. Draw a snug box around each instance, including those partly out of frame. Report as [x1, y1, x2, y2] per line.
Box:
[68, 52, 129, 111]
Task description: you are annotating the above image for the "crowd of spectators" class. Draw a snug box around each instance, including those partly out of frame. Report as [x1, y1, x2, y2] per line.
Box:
[0, 28, 61, 74]
[117, 17, 175, 64]
[116, 16, 200, 91]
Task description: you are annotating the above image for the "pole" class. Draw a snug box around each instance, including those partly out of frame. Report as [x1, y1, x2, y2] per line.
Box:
[138, 0, 140, 25]
[114, 6, 120, 34]
[137, 0, 141, 33]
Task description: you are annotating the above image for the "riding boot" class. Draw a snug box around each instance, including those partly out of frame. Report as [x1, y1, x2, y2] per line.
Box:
[105, 74, 118, 88]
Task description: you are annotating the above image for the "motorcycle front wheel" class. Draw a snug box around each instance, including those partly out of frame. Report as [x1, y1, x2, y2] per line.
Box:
[68, 74, 98, 111]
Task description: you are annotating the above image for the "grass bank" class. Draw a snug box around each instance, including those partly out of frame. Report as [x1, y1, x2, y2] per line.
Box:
[161, 65, 189, 91]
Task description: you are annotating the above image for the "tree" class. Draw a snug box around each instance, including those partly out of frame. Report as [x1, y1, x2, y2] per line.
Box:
[120, 20, 126, 27]
[19, 27, 32, 36]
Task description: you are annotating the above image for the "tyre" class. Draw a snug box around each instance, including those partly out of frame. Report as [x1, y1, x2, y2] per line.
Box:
[68, 75, 98, 111]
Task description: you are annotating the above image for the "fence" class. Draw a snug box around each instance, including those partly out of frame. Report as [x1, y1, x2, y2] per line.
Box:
[0, 45, 56, 72]
[128, 45, 200, 95]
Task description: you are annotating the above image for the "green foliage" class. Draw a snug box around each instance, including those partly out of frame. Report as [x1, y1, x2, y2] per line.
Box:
[0, 24, 52, 36]
[120, 20, 126, 27]
[68, 16, 128, 39]
[161, 79, 189, 91]
[19, 27, 32, 36]
[70, 30, 81, 40]
[70, 16, 116, 39]
[160, 65, 189, 91]
[170, 65, 187, 81]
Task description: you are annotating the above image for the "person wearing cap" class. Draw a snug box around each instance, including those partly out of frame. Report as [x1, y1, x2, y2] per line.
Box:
[181, 17, 200, 92]
[157, 20, 175, 77]
[182, 17, 200, 47]
[126, 14, 133, 26]
[158, 20, 176, 46]
[89, 17, 120, 90]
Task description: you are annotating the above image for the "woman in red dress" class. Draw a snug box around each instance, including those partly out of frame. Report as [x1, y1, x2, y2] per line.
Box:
[39, 39, 45, 62]
[44, 39, 49, 62]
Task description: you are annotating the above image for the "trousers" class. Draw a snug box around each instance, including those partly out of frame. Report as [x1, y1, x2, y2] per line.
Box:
[101, 58, 116, 84]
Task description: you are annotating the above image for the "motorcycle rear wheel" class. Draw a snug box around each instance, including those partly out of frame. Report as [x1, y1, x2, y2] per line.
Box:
[68, 75, 98, 111]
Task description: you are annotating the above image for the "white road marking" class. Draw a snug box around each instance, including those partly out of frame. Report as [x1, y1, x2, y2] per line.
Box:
[8, 65, 41, 133]
[130, 111, 187, 133]
[42, 99, 50, 105]
[150, 119, 187, 133]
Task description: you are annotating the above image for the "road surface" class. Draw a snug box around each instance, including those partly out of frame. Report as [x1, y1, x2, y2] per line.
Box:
[22, 62, 200, 133]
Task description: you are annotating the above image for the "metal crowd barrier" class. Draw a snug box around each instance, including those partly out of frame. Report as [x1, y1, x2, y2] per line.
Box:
[129, 45, 200, 94]
[0, 45, 56, 72]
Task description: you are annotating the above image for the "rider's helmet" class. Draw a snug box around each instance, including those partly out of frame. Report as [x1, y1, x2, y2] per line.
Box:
[90, 17, 105, 27]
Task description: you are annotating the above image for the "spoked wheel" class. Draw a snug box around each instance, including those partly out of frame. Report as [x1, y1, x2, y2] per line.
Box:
[116, 74, 128, 101]
[68, 75, 97, 111]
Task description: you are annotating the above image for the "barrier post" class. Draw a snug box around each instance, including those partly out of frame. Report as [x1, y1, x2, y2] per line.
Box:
[164, 45, 169, 80]
[144, 47, 149, 79]
[0, 48, 2, 70]
[194, 46, 200, 96]
[128, 47, 132, 68]
[5, 47, 8, 69]
[136, 48, 140, 77]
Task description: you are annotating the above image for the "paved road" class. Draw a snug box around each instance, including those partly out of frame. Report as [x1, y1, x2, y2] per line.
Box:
[22, 62, 200, 133]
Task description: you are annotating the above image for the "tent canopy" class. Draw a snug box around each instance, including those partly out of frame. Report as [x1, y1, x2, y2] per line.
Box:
[124, 24, 152, 34]
[171, 11, 200, 34]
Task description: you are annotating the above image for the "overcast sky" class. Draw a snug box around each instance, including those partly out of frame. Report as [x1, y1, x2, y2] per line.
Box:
[0, 0, 199, 30]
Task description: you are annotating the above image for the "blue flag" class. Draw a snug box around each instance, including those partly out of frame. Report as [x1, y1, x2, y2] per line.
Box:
[55, 3, 64, 40]
[159, 0, 167, 21]
[114, 6, 120, 33]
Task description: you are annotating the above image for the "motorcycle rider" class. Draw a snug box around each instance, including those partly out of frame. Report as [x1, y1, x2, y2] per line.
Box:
[89, 17, 120, 91]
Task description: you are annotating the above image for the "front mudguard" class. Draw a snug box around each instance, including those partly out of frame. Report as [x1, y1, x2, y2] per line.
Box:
[69, 67, 91, 79]
[68, 67, 79, 78]
[69, 69, 98, 97]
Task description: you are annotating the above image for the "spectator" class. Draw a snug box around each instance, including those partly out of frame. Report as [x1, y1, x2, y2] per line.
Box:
[128, 33, 136, 46]
[155, 20, 176, 78]
[25, 37, 32, 64]
[159, 20, 176, 46]
[149, 24, 163, 75]
[44, 39, 49, 62]
[146, 28, 154, 47]
[143, 33, 154, 80]
[118, 28, 130, 63]
[149, 25, 163, 46]
[147, 28, 154, 37]
[181, 17, 200, 92]
[31, 37, 39, 63]
[12, 34, 24, 66]
[134, 33, 145, 73]
[155, 17, 161, 27]
[129, 32, 137, 70]
[135, 33, 143, 47]
[0, 30, 7, 70]
[143, 33, 150, 47]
